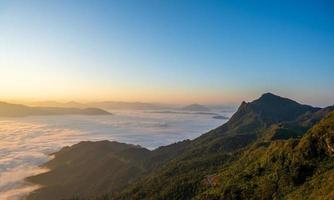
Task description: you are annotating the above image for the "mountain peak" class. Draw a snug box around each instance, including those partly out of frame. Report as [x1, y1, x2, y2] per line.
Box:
[260, 92, 280, 98]
[249, 93, 319, 122]
[257, 92, 288, 102]
[229, 93, 320, 125]
[253, 93, 301, 106]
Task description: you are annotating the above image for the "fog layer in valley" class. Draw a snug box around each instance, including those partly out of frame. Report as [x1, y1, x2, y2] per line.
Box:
[0, 109, 232, 200]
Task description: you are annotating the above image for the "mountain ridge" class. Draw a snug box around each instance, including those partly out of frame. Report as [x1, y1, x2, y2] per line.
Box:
[25, 93, 333, 200]
[0, 101, 111, 117]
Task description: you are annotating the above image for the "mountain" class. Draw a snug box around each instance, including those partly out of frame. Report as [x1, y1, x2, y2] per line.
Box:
[28, 101, 171, 110]
[87, 101, 171, 110]
[26, 140, 191, 200]
[0, 102, 111, 117]
[247, 92, 319, 122]
[110, 93, 324, 200]
[196, 112, 334, 200]
[26, 141, 151, 200]
[29, 101, 86, 108]
[28, 101, 234, 112]
[26, 93, 333, 200]
[181, 104, 211, 112]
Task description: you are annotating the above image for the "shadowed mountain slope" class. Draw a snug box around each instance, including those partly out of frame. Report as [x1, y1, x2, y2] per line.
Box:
[27, 141, 150, 200]
[249, 92, 319, 122]
[27, 140, 191, 200]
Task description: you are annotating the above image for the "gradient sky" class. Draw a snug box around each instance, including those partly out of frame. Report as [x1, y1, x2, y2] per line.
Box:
[0, 0, 333, 106]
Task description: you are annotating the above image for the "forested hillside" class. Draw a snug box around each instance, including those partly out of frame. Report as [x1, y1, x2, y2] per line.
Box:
[26, 93, 334, 200]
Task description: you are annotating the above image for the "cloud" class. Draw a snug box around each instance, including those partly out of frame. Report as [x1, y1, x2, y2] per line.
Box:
[0, 165, 48, 200]
[0, 110, 230, 199]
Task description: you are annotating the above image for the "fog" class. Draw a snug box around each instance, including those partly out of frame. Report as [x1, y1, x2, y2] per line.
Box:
[0, 110, 232, 200]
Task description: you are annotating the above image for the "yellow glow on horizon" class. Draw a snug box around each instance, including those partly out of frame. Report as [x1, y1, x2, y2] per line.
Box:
[0, 64, 241, 104]
[0, 86, 240, 105]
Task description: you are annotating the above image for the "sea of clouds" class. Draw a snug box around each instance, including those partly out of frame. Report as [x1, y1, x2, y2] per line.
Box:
[0, 110, 232, 200]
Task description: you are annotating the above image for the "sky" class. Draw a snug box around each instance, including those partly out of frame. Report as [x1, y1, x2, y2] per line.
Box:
[0, 0, 333, 106]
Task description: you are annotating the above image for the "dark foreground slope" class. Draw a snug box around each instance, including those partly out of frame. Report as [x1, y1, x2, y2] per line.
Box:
[27, 140, 191, 200]
[27, 141, 151, 200]
[26, 93, 333, 200]
[0, 102, 111, 117]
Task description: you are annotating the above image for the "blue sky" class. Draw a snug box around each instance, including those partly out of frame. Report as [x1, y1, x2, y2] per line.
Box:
[0, 0, 333, 105]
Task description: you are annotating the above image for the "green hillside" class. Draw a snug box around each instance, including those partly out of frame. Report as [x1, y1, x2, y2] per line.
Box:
[196, 112, 334, 200]
[26, 93, 334, 200]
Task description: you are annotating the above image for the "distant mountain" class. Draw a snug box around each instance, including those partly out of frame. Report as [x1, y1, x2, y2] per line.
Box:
[29, 101, 172, 110]
[26, 93, 334, 200]
[148, 110, 219, 115]
[29, 101, 234, 112]
[29, 101, 86, 108]
[0, 102, 111, 117]
[181, 104, 211, 111]
[87, 101, 171, 110]
[206, 104, 237, 111]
